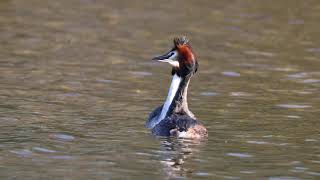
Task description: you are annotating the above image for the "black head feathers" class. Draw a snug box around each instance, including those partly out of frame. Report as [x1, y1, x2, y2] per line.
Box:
[173, 36, 189, 47]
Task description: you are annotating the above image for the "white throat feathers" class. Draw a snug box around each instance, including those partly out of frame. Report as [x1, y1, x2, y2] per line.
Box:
[158, 74, 181, 122]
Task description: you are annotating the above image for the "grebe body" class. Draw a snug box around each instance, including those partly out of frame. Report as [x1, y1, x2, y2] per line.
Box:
[146, 37, 207, 138]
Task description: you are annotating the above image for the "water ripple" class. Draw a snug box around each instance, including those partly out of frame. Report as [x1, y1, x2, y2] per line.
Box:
[33, 147, 56, 153]
[129, 71, 153, 77]
[230, 92, 253, 97]
[226, 153, 253, 158]
[243, 50, 276, 57]
[200, 92, 219, 96]
[48, 155, 75, 160]
[276, 104, 311, 109]
[49, 133, 75, 141]
[269, 176, 300, 180]
[10, 149, 33, 157]
[222, 71, 241, 77]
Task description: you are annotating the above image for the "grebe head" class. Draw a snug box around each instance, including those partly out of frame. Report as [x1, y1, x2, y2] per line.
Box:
[152, 36, 198, 77]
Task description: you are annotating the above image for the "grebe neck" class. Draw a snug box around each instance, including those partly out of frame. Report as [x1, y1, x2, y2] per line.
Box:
[158, 73, 192, 121]
[158, 74, 181, 121]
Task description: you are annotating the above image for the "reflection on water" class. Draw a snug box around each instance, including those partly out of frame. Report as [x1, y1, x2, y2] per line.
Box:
[0, 0, 320, 179]
[158, 138, 207, 179]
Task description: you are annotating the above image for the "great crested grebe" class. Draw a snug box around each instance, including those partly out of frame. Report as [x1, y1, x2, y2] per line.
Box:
[146, 37, 208, 138]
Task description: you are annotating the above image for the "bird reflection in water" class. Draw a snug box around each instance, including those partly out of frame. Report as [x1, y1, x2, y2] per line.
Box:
[157, 137, 207, 179]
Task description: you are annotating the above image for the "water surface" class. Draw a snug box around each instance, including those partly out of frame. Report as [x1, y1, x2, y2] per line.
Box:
[0, 0, 320, 179]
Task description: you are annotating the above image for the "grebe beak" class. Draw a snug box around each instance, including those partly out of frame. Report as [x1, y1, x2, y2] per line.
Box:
[152, 49, 179, 67]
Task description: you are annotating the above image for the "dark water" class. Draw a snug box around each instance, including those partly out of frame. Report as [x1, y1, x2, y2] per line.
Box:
[1, 0, 320, 179]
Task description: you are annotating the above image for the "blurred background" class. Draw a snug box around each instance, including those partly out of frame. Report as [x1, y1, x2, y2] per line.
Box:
[0, 0, 320, 179]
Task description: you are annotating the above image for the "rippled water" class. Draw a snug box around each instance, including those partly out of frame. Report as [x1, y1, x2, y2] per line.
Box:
[1, 0, 320, 179]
